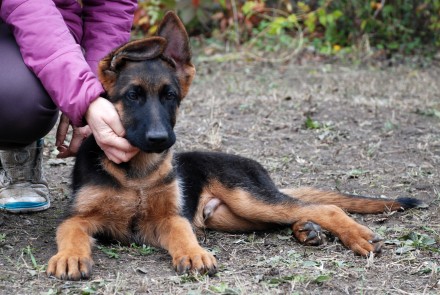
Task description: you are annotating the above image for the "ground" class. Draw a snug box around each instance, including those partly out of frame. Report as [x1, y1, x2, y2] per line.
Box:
[1, 59, 439, 295]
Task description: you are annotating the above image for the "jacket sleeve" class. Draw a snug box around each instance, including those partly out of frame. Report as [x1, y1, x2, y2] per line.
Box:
[0, 0, 104, 126]
[81, 0, 137, 74]
[54, 0, 83, 45]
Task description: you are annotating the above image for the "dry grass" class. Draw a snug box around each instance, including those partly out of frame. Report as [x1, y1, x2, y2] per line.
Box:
[1, 61, 439, 294]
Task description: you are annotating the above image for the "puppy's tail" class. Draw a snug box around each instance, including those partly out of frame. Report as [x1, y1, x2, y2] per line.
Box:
[280, 187, 428, 214]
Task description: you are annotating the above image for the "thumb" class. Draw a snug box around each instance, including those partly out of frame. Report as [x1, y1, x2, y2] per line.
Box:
[104, 106, 126, 137]
[87, 97, 126, 137]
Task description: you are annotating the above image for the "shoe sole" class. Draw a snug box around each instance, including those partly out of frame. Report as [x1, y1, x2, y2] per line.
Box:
[0, 201, 50, 213]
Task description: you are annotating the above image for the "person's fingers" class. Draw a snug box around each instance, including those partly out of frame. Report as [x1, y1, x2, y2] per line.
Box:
[57, 144, 74, 158]
[56, 114, 71, 146]
[69, 126, 92, 155]
[86, 97, 139, 163]
[97, 132, 132, 152]
[56, 126, 92, 158]
[99, 136, 139, 163]
[86, 97, 125, 135]
[102, 147, 138, 164]
[103, 110, 126, 138]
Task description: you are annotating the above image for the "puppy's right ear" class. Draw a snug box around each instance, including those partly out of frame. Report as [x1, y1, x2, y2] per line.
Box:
[98, 37, 166, 91]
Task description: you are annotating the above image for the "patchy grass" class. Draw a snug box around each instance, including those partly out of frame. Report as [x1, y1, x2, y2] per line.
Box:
[0, 61, 439, 294]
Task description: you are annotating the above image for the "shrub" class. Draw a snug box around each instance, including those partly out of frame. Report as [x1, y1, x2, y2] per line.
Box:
[133, 0, 440, 56]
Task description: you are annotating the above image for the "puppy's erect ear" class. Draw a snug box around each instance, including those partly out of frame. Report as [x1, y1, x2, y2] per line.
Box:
[157, 11, 195, 98]
[98, 37, 166, 91]
[157, 11, 191, 65]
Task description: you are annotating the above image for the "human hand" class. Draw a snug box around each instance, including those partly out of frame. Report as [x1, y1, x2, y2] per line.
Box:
[85, 97, 139, 163]
[56, 114, 92, 158]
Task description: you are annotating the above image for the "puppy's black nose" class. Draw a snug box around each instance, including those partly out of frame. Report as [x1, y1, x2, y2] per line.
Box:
[146, 131, 169, 144]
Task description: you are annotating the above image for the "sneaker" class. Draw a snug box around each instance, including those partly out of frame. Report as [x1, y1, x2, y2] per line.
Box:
[0, 139, 51, 213]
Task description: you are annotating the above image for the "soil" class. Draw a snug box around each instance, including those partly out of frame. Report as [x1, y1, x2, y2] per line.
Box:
[1, 59, 439, 295]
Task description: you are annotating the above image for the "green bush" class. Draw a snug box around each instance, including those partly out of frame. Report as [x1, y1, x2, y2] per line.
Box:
[133, 0, 440, 56]
[322, 0, 440, 54]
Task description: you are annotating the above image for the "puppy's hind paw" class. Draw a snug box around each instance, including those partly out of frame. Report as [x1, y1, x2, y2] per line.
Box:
[292, 221, 326, 246]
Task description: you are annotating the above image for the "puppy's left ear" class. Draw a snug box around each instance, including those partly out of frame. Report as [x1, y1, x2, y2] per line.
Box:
[157, 11, 195, 98]
[98, 37, 166, 92]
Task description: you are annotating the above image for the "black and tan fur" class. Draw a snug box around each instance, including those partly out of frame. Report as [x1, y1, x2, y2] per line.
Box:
[47, 12, 427, 280]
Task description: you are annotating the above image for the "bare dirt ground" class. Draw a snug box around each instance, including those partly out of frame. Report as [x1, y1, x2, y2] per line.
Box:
[1, 59, 439, 295]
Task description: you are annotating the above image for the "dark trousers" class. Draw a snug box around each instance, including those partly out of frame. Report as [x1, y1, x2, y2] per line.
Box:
[0, 22, 59, 149]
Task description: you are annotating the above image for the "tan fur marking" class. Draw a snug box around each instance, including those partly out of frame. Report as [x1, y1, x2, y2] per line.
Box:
[102, 152, 173, 189]
[97, 57, 116, 92]
[179, 65, 195, 98]
[281, 187, 404, 213]
[136, 177, 183, 246]
[134, 179, 217, 273]
[73, 185, 138, 242]
[156, 215, 217, 273]
[47, 216, 100, 280]
[193, 189, 269, 232]
[204, 181, 377, 256]
[192, 189, 213, 229]
[113, 101, 124, 118]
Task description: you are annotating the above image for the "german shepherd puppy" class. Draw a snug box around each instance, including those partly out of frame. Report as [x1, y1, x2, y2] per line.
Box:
[47, 12, 427, 280]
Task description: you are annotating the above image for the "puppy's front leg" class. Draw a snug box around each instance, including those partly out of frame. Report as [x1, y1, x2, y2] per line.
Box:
[156, 215, 217, 275]
[47, 216, 97, 280]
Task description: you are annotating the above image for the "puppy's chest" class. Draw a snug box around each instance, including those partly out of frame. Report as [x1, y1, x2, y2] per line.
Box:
[132, 187, 153, 212]
[100, 186, 171, 232]
[123, 181, 181, 217]
[119, 186, 162, 214]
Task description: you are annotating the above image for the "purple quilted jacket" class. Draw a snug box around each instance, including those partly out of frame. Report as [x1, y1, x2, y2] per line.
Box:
[0, 0, 137, 126]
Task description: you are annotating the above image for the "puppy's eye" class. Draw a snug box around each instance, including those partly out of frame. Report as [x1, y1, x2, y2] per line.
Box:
[166, 91, 176, 100]
[126, 90, 138, 101]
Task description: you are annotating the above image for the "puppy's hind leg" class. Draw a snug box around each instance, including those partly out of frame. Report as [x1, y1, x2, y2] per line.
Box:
[203, 197, 326, 246]
[204, 181, 382, 256]
[201, 196, 271, 232]
[200, 191, 326, 245]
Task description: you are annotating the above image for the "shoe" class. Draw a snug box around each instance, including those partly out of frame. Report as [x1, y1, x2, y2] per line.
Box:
[0, 139, 50, 213]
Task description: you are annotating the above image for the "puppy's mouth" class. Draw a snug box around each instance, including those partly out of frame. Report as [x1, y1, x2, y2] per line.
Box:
[143, 146, 172, 154]
[135, 138, 176, 154]
[125, 129, 176, 154]
[144, 148, 170, 154]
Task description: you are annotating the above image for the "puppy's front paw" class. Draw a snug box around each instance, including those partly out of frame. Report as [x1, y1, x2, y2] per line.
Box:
[339, 223, 383, 256]
[173, 247, 217, 276]
[47, 251, 93, 280]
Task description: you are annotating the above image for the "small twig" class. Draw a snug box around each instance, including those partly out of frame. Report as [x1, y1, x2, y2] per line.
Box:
[373, 0, 386, 19]
[230, 0, 240, 46]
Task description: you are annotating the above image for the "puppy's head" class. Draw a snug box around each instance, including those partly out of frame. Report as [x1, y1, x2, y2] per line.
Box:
[98, 11, 195, 153]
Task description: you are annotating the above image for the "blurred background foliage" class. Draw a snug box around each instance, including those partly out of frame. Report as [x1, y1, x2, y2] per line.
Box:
[132, 0, 440, 59]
